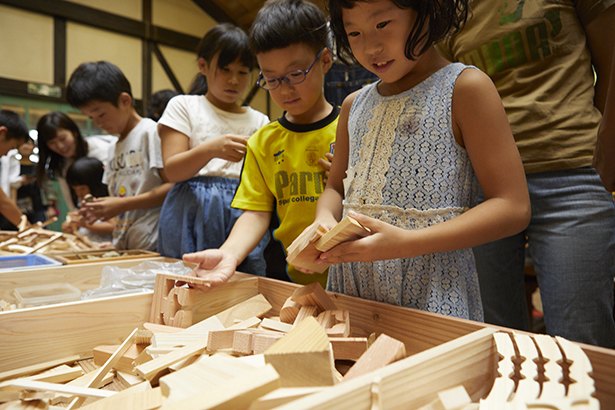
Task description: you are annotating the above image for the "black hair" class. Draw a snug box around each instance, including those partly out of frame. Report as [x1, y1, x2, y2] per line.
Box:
[35, 112, 88, 183]
[66, 61, 133, 108]
[249, 0, 330, 54]
[0, 109, 28, 142]
[328, 0, 469, 64]
[147, 89, 179, 121]
[66, 157, 109, 198]
[194, 23, 256, 95]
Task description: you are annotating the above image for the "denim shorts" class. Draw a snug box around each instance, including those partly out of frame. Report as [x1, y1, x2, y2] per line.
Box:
[158, 176, 269, 275]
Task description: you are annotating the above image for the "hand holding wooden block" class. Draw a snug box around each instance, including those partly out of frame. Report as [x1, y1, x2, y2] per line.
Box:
[286, 216, 371, 273]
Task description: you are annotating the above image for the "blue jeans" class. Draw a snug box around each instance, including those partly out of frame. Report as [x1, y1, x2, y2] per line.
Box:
[158, 176, 269, 275]
[474, 167, 615, 347]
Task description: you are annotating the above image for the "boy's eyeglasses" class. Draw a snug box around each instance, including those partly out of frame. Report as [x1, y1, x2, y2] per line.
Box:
[256, 49, 324, 90]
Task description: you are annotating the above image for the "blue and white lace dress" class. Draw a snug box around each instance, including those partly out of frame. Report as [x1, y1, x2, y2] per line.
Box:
[327, 63, 483, 321]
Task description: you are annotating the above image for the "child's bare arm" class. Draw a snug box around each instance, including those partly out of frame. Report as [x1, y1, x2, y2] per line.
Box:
[81, 182, 173, 221]
[0, 188, 23, 227]
[160, 124, 248, 182]
[321, 70, 530, 263]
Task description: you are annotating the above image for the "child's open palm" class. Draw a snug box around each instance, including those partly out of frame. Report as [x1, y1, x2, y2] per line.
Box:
[182, 249, 238, 288]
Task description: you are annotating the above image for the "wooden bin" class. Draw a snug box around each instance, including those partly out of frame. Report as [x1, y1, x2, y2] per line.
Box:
[1, 272, 614, 408]
[49, 249, 160, 265]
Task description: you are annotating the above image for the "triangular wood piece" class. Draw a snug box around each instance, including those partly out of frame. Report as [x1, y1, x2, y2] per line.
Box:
[343, 333, 406, 381]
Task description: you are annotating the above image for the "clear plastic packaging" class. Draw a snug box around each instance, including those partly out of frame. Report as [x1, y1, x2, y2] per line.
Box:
[81, 260, 193, 300]
[14, 283, 81, 307]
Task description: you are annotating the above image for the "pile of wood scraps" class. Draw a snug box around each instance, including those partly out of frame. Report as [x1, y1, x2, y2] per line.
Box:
[0, 219, 102, 255]
[0, 274, 409, 409]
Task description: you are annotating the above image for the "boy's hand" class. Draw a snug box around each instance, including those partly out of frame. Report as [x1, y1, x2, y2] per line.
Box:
[211, 134, 248, 162]
[182, 249, 238, 288]
[318, 152, 334, 185]
[80, 197, 125, 222]
[318, 211, 403, 263]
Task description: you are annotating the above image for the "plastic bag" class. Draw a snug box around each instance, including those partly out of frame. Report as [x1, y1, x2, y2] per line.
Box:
[81, 260, 193, 300]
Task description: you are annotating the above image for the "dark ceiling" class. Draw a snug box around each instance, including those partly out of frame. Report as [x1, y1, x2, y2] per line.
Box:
[192, 0, 327, 32]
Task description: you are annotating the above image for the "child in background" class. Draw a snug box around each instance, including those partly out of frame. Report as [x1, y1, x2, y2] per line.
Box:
[157, 23, 270, 273]
[0, 109, 28, 230]
[63, 157, 113, 245]
[301, 0, 530, 320]
[66, 61, 173, 251]
[183, 0, 338, 287]
[36, 112, 115, 229]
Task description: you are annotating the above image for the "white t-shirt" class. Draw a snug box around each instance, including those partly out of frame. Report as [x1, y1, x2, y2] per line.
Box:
[158, 95, 269, 179]
[104, 118, 164, 251]
[0, 150, 20, 196]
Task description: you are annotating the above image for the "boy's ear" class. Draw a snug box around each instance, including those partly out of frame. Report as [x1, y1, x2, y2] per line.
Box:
[321, 48, 334, 74]
[118, 92, 133, 108]
[0, 126, 7, 141]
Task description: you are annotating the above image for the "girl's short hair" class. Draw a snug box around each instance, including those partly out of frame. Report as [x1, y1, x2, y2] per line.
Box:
[35, 112, 88, 183]
[328, 0, 469, 64]
[66, 156, 109, 198]
[197, 23, 256, 71]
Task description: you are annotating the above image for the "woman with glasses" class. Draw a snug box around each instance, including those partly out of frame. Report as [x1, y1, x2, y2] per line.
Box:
[157, 23, 270, 276]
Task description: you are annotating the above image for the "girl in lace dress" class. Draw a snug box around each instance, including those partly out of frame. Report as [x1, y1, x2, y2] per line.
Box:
[304, 0, 530, 320]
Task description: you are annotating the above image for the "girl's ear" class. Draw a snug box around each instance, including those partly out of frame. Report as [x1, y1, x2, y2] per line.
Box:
[198, 57, 209, 76]
[321, 48, 334, 74]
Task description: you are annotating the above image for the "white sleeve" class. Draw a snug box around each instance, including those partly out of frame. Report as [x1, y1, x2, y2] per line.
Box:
[157, 96, 192, 137]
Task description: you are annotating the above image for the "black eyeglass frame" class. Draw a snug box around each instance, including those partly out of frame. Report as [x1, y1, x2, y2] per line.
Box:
[256, 49, 325, 90]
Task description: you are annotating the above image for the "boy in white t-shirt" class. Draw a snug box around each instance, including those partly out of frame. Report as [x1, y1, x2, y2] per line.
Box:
[66, 61, 173, 251]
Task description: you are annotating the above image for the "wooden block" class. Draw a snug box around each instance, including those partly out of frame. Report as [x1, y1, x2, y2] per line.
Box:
[324, 310, 350, 337]
[250, 387, 326, 410]
[252, 333, 284, 355]
[116, 371, 145, 387]
[532, 334, 565, 400]
[67, 327, 139, 408]
[511, 333, 540, 402]
[227, 316, 262, 330]
[207, 329, 239, 353]
[152, 315, 225, 349]
[92, 344, 143, 374]
[233, 330, 254, 355]
[556, 336, 596, 401]
[80, 383, 160, 410]
[134, 342, 207, 382]
[329, 337, 368, 361]
[314, 215, 371, 252]
[290, 282, 337, 311]
[159, 355, 266, 403]
[0, 379, 116, 399]
[163, 363, 280, 410]
[285, 223, 327, 273]
[265, 317, 336, 387]
[0, 356, 85, 383]
[50, 370, 115, 405]
[481, 332, 515, 405]
[279, 297, 300, 324]
[215, 294, 272, 327]
[260, 318, 293, 333]
[343, 333, 406, 381]
[293, 305, 319, 326]
[22, 365, 83, 384]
